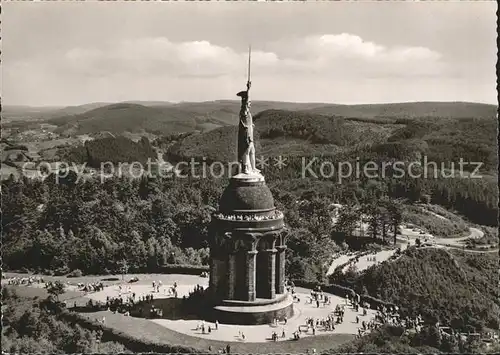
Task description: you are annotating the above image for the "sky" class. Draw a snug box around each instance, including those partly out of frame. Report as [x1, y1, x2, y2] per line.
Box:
[2, 2, 497, 107]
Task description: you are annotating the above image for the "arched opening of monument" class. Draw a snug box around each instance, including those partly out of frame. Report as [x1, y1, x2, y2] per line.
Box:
[275, 250, 283, 295]
[234, 250, 247, 300]
[255, 249, 267, 299]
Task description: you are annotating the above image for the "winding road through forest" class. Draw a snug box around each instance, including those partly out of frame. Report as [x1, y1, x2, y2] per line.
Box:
[328, 205, 497, 276]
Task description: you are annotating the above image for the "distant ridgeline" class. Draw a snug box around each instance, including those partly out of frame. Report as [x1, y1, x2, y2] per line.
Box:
[62, 136, 156, 167]
[167, 110, 349, 163]
[167, 109, 497, 172]
[49, 103, 202, 136]
[166, 109, 498, 226]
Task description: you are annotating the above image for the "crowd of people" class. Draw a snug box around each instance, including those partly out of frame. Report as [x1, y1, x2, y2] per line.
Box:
[196, 319, 219, 334]
[71, 279, 184, 318]
[288, 286, 378, 341]
[5, 276, 44, 286]
[208, 344, 231, 354]
[149, 280, 180, 298]
[78, 281, 104, 293]
[305, 287, 332, 308]
[6, 273, 426, 344]
[371, 305, 423, 332]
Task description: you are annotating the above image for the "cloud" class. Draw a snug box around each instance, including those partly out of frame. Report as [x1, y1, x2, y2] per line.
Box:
[4, 33, 463, 105]
[55, 33, 443, 80]
[61, 38, 279, 79]
[314, 33, 441, 62]
[266, 33, 444, 78]
[311, 33, 385, 58]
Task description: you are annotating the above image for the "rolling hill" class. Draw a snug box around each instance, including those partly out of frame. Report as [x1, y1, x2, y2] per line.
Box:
[304, 101, 497, 120]
[166, 109, 414, 162]
[61, 136, 157, 167]
[49, 103, 205, 136]
[4, 101, 495, 135]
[1, 103, 113, 122]
[166, 106, 498, 173]
[168, 126, 239, 163]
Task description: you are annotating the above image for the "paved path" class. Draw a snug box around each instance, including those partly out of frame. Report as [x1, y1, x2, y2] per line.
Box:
[343, 249, 398, 273]
[151, 290, 377, 343]
[435, 227, 483, 245]
[328, 203, 494, 279]
[400, 226, 484, 248]
[326, 254, 359, 276]
[330, 212, 489, 276]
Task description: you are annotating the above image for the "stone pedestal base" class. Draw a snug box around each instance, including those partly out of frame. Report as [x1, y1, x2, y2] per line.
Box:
[208, 293, 293, 325]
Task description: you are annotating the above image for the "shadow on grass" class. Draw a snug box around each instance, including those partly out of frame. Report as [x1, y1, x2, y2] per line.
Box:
[131, 298, 201, 321]
[101, 277, 120, 282]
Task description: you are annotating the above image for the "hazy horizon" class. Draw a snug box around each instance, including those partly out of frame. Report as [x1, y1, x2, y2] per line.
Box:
[3, 2, 497, 106]
[3, 99, 497, 110]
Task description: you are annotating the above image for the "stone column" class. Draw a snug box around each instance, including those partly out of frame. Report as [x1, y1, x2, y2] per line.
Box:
[209, 257, 217, 291]
[246, 250, 257, 301]
[262, 248, 277, 299]
[275, 245, 286, 294]
[227, 253, 236, 299]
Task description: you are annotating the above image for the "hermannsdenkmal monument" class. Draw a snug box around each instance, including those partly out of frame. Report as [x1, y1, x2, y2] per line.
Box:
[207, 47, 293, 325]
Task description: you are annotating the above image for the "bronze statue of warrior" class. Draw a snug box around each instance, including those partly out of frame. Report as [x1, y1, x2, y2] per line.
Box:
[236, 48, 258, 175]
[237, 87, 256, 174]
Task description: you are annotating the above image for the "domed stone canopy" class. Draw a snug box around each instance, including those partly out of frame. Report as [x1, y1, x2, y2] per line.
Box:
[218, 178, 275, 214]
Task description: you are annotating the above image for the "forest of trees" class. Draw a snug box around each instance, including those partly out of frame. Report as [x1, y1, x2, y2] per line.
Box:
[331, 248, 500, 333]
[2, 175, 215, 276]
[328, 323, 494, 354]
[2, 167, 408, 282]
[2, 288, 130, 353]
[255, 109, 346, 145]
[261, 154, 498, 226]
[3, 108, 498, 353]
[61, 137, 156, 168]
[387, 118, 498, 173]
[3, 136, 497, 280]
[165, 110, 498, 227]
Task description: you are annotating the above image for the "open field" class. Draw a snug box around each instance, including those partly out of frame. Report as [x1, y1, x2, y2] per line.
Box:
[23, 138, 80, 151]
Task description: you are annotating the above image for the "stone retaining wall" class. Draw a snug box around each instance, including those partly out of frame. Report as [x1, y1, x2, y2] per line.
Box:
[291, 279, 398, 312]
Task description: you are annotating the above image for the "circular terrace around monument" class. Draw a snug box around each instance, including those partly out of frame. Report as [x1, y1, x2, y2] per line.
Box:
[3, 273, 374, 352]
[75, 278, 375, 346]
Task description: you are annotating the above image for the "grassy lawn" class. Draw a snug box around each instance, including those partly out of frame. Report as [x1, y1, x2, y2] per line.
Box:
[4, 285, 84, 301]
[83, 311, 354, 353]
